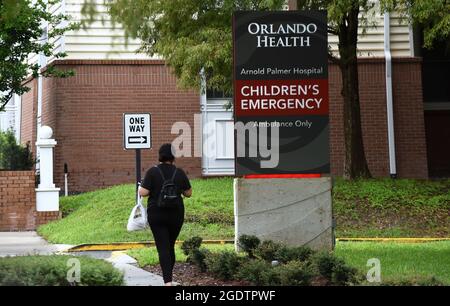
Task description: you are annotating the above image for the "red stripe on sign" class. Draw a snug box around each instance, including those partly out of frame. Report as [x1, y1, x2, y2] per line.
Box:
[243, 174, 322, 179]
[234, 79, 329, 117]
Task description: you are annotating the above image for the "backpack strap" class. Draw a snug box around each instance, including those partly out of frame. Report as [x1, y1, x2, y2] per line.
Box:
[171, 168, 178, 181]
[155, 165, 166, 181]
[155, 164, 177, 181]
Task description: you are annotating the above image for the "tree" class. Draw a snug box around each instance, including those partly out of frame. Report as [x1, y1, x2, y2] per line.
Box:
[294, 0, 449, 179]
[0, 130, 34, 170]
[82, 0, 285, 94]
[83, 0, 449, 179]
[0, 0, 77, 112]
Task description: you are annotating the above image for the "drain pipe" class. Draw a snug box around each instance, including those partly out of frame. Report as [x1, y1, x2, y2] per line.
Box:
[64, 163, 69, 196]
[384, 12, 397, 179]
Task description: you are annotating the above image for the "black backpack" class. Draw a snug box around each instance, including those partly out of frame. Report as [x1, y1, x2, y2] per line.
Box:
[155, 165, 179, 209]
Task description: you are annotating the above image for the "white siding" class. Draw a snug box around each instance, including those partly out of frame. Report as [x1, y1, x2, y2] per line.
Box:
[63, 0, 155, 60]
[329, 10, 412, 57]
[34, 0, 413, 62]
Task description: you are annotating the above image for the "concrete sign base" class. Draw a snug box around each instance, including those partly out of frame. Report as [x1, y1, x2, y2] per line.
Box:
[234, 177, 333, 251]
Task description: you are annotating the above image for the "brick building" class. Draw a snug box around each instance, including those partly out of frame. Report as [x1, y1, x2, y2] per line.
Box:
[8, 1, 449, 193]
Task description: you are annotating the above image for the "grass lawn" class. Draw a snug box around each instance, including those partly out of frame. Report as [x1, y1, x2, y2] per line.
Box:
[38, 177, 449, 244]
[38, 178, 234, 244]
[335, 241, 450, 285]
[127, 241, 450, 285]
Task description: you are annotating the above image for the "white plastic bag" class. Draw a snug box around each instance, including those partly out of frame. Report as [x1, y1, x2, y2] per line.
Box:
[127, 195, 149, 231]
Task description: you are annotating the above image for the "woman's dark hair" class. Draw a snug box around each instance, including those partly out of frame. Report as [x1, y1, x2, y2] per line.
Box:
[159, 143, 175, 163]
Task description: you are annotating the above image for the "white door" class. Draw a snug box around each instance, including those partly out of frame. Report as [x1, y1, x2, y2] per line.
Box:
[201, 98, 235, 176]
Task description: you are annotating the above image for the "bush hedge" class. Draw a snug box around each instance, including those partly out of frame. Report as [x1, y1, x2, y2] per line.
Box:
[183, 235, 364, 286]
[0, 130, 34, 170]
[238, 235, 260, 258]
[204, 251, 243, 281]
[190, 237, 443, 286]
[0, 255, 124, 286]
[236, 259, 278, 286]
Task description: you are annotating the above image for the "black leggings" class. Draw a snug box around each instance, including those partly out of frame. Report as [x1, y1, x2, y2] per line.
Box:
[148, 205, 184, 283]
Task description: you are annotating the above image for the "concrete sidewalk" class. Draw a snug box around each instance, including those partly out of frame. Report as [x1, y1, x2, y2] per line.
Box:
[69, 250, 165, 286]
[0, 232, 70, 257]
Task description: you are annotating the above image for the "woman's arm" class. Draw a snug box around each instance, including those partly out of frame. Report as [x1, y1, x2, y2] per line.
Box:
[138, 186, 150, 197]
[183, 188, 192, 198]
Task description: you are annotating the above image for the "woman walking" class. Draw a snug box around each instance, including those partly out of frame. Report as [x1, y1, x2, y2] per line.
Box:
[138, 143, 192, 286]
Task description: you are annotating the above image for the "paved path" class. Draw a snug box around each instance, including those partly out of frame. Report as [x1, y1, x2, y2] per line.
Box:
[0, 232, 70, 257]
[0, 232, 164, 286]
[69, 250, 165, 286]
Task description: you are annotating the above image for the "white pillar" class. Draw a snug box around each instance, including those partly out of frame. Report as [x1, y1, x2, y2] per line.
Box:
[35, 126, 60, 211]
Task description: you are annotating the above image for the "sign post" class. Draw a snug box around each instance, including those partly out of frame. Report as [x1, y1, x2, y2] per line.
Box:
[123, 113, 152, 199]
[232, 11, 333, 250]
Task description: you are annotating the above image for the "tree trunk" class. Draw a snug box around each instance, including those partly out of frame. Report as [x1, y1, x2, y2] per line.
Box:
[337, 6, 371, 179]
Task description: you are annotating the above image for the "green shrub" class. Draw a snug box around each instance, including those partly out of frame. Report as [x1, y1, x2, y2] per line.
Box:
[190, 248, 211, 272]
[238, 235, 260, 258]
[255, 240, 284, 262]
[0, 130, 34, 170]
[236, 259, 280, 286]
[312, 251, 361, 285]
[181, 236, 203, 257]
[382, 276, 445, 286]
[205, 251, 242, 280]
[0, 255, 124, 286]
[312, 251, 338, 280]
[331, 261, 360, 286]
[276, 246, 315, 263]
[277, 261, 314, 286]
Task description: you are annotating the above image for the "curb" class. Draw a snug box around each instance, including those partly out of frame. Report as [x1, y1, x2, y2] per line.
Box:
[66, 240, 234, 252]
[65, 237, 450, 252]
[336, 237, 450, 243]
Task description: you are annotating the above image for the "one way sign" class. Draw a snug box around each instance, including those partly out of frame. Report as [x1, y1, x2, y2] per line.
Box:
[123, 113, 151, 150]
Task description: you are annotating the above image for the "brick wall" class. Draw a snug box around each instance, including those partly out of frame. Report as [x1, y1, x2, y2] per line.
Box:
[20, 58, 428, 193]
[0, 171, 36, 231]
[329, 58, 428, 178]
[20, 79, 37, 154]
[0, 171, 60, 231]
[43, 60, 202, 192]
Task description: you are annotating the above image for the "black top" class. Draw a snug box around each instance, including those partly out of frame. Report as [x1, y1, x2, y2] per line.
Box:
[141, 163, 191, 208]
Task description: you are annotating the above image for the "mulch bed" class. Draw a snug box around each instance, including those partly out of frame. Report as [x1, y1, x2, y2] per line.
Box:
[144, 263, 251, 286]
[144, 262, 330, 286]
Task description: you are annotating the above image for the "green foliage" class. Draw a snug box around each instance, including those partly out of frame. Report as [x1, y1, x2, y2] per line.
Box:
[381, 275, 445, 286]
[205, 251, 243, 280]
[82, 0, 285, 95]
[297, 0, 449, 51]
[190, 248, 211, 272]
[0, 0, 78, 111]
[238, 235, 261, 258]
[180, 236, 211, 272]
[0, 130, 34, 170]
[330, 260, 360, 285]
[276, 246, 315, 263]
[181, 236, 203, 256]
[0, 255, 124, 286]
[255, 240, 284, 262]
[405, 0, 450, 49]
[312, 251, 361, 285]
[276, 260, 315, 286]
[312, 251, 337, 280]
[78, 0, 448, 96]
[236, 259, 279, 286]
